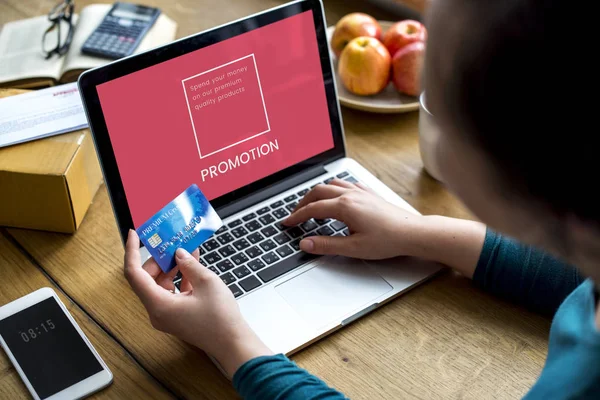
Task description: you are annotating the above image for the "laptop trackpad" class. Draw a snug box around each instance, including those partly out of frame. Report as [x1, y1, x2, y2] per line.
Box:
[274, 256, 393, 329]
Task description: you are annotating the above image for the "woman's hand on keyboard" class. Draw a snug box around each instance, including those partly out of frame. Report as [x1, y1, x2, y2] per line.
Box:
[285, 180, 487, 276]
[283, 179, 426, 260]
[124, 229, 273, 378]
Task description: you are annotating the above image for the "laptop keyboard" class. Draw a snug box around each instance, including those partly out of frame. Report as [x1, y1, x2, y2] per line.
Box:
[173, 171, 356, 298]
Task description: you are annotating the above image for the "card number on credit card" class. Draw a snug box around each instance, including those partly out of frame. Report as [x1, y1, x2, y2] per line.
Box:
[136, 184, 223, 272]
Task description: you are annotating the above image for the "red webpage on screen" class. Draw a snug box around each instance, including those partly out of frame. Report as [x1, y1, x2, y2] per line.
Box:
[97, 10, 334, 227]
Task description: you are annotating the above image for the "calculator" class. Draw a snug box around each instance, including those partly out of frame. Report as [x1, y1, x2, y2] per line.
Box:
[81, 2, 160, 60]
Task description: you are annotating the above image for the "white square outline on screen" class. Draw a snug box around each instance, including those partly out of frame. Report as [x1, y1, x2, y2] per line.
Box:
[182, 54, 271, 159]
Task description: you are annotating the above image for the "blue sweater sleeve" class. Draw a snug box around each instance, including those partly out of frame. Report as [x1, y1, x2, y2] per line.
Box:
[473, 228, 585, 316]
[233, 354, 348, 400]
[233, 228, 584, 399]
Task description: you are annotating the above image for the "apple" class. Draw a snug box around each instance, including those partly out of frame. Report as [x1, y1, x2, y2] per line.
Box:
[338, 36, 391, 96]
[391, 41, 425, 97]
[383, 19, 427, 58]
[331, 13, 381, 58]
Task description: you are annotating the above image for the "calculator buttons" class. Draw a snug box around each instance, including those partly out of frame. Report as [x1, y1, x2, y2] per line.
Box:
[81, 8, 155, 60]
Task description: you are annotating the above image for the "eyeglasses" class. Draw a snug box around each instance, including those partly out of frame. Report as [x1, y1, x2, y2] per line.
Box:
[42, 0, 75, 59]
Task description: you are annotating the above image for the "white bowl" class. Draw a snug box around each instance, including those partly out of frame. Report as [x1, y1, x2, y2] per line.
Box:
[326, 21, 420, 114]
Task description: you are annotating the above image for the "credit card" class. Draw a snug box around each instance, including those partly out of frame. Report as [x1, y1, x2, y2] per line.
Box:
[136, 183, 223, 273]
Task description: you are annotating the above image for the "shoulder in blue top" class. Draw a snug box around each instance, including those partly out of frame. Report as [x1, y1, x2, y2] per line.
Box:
[525, 279, 600, 399]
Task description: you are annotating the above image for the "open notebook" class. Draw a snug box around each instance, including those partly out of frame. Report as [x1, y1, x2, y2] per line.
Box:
[0, 4, 177, 89]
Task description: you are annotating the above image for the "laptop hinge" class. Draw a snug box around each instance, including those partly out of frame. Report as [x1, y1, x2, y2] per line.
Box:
[217, 164, 328, 219]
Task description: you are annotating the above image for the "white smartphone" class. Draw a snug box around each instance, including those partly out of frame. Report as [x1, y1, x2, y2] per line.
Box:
[0, 287, 113, 400]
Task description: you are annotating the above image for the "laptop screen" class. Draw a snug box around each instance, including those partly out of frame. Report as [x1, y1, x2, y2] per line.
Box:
[96, 9, 334, 227]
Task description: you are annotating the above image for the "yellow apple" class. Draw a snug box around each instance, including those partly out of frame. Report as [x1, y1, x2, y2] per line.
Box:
[331, 13, 381, 58]
[338, 36, 391, 96]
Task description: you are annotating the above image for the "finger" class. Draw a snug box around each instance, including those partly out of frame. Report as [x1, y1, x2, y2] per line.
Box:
[355, 182, 378, 195]
[299, 234, 362, 257]
[175, 248, 213, 287]
[142, 258, 162, 280]
[329, 177, 377, 196]
[179, 260, 216, 293]
[155, 247, 200, 290]
[128, 229, 161, 280]
[292, 184, 348, 214]
[285, 198, 343, 226]
[179, 276, 193, 293]
[124, 230, 169, 307]
[156, 266, 182, 290]
[124, 229, 141, 274]
[328, 178, 358, 190]
[191, 248, 200, 261]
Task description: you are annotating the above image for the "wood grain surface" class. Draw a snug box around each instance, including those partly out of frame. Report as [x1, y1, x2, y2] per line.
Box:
[7, 189, 238, 399]
[1, 0, 551, 399]
[0, 233, 173, 399]
[6, 184, 552, 399]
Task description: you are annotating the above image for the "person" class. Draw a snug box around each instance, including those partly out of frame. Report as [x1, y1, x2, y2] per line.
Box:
[123, 0, 599, 398]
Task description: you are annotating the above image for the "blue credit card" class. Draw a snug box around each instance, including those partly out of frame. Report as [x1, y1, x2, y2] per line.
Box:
[136, 184, 223, 273]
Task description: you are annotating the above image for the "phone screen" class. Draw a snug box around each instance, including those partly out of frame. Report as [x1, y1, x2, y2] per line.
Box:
[0, 297, 103, 399]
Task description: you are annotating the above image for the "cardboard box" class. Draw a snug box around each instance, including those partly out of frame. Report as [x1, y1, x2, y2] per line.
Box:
[0, 92, 102, 233]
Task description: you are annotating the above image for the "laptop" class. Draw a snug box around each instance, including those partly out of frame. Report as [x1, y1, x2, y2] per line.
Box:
[78, 0, 442, 363]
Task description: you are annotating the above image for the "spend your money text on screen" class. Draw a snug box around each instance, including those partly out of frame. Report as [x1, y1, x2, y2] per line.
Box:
[96, 10, 335, 228]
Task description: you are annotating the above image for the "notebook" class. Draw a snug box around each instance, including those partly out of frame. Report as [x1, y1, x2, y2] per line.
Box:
[0, 4, 177, 89]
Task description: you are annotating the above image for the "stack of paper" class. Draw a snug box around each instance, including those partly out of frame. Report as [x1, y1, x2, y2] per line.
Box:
[0, 82, 88, 148]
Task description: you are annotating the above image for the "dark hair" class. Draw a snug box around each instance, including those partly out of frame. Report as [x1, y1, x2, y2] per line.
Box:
[425, 0, 594, 223]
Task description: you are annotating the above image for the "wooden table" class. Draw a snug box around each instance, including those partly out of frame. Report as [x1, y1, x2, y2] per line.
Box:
[0, 1, 551, 399]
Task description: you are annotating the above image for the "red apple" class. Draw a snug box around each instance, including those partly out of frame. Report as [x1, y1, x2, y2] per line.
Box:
[338, 36, 391, 96]
[331, 13, 381, 58]
[383, 19, 427, 58]
[391, 41, 425, 97]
